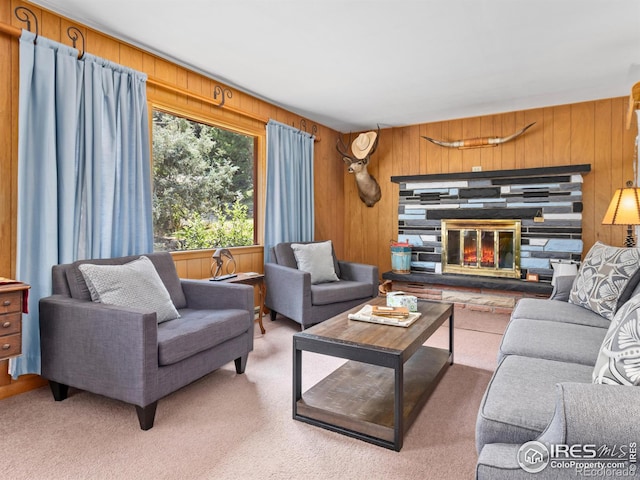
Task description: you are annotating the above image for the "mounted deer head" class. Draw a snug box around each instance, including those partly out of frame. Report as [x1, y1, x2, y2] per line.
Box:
[336, 126, 382, 207]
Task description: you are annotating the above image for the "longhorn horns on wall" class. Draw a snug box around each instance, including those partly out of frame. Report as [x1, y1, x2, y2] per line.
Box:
[421, 122, 536, 149]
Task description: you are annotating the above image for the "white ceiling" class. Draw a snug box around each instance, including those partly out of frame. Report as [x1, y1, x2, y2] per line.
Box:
[28, 0, 640, 132]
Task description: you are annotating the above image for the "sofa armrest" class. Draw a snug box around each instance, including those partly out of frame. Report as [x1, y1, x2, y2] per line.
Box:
[264, 262, 311, 320]
[338, 261, 379, 298]
[39, 295, 158, 407]
[538, 382, 640, 446]
[337, 261, 375, 281]
[180, 280, 253, 313]
[477, 384, 640, 480]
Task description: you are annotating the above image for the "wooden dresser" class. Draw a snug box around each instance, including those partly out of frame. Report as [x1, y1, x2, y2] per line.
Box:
[0, 282, 30, 361]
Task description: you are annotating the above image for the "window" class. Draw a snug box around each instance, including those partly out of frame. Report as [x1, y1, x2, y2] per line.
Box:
[152, 109, 256, 251]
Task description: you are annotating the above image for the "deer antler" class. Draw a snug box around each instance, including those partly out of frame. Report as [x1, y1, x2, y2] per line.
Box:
[336, 132, 356, 163]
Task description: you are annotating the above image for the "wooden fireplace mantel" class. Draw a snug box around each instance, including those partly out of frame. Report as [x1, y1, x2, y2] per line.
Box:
[390, 163, 591, 184]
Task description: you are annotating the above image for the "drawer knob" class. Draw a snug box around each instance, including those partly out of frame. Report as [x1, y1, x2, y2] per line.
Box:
[2, 321, 10, 328]
[2, 300, 10, 306]
[2, 344, 10, 350]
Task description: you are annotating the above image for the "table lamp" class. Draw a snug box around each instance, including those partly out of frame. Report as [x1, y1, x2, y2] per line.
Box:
[602, 181, 640, 247]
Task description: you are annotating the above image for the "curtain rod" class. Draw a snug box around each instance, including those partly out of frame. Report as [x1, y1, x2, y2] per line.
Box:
[0, 12, 267, 125]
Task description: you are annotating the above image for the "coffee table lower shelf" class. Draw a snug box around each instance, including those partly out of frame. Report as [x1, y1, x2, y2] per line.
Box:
[295, 346, 450, 449]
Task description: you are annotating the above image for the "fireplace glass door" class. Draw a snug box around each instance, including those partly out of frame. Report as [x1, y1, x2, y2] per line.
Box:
[441, 219, 521, 278]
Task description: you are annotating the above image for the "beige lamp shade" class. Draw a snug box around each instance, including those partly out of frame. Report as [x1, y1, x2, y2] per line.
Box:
[602, 186, 640, 225]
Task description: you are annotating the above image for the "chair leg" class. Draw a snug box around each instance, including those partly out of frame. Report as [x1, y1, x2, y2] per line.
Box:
[234, 354, 248, 374]
[49, 381, 69, 401]
[135, 402, 158, 431]
[270, 309, 277, 321]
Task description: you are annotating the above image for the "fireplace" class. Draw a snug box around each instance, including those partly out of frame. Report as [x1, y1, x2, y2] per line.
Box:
[441, 219, 521, 278]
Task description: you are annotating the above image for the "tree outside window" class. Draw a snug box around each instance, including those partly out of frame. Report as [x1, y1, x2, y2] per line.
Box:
[152, 110, 255, 251]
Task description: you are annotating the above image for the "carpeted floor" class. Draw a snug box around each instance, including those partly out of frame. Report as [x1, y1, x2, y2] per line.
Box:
[1, 307, 509, 480]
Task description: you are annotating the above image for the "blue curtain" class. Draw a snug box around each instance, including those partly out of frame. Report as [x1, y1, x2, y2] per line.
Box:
[264, 120, 314, 263]
[11, 31, 152, 378]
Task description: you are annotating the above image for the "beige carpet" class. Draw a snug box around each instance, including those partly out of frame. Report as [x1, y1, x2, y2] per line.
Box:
[1, 308, 509, 480]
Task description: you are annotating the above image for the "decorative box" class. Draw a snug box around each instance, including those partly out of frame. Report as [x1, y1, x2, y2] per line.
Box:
[386, 292, 418, 312]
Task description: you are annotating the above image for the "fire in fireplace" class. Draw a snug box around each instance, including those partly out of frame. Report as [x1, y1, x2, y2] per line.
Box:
[441, 219, 521, 278]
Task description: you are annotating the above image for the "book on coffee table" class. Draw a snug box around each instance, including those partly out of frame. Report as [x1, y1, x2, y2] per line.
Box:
[370, 305, 410, 318]
[348, 304, 421, 327]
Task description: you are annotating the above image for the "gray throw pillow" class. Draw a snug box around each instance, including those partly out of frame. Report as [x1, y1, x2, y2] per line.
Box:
[549, 275, 576, 302]
[291, 241, 340, 284]
[78, 256, 180, 323]
[593, 295, 640, 386]
[568, 242, 640, 321]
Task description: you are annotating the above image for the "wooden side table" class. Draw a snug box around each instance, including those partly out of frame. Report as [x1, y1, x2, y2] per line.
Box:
[213, 273, 266, 334]
[0, 281, 30, 361]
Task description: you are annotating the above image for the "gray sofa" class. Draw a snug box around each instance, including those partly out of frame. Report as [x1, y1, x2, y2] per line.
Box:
[265, 241, 378, 329]
[39, 252, 254, 430]
[476, 265, 640, 479]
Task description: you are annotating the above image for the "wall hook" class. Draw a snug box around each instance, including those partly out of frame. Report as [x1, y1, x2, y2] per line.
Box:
[14, 6, 39, 40]
[213, 85, 232, 107]
[66, 26, 85, 59]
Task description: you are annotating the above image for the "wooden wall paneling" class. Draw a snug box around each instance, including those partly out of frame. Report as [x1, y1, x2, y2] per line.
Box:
[479, 115, 497, 171]
[609, 97, 625, 247]
[621, 101, 637, 186]
[175, 67, 189, 108]
[447, 119, 463, 173]
[542, 107, 555, 166]
[86, 31, 119, 63]
[408, 125, 420, 176]
[552, 104, 571, 164]
[314, 131, 344, 255]
[513, 111, 526, 170]
[461, 116, 481, 172]
[153, 58, 179, 104]
[440, 121, 450, 172]
[421, 122, 441, 174]
[594, 99, 613, 246]
[0, 5, 12, 277]
[571, 102, 595, 252]
[120, 43, 143, 71]
[1, 0, 9, 23]
[398, 126, 409, 175]
[199, 77, 213, 115]
[523, 108, 543, 167]
[499, 112, 516, 171]
[0, 0, 10, 386]
[41, 9, 61, 42]
[378, 127, 395, 274]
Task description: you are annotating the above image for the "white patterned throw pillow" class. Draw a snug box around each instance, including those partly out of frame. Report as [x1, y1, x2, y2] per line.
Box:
[79, 256, 180, 323]
[593, 295, 640, 385]
[568, 242, 640, 321]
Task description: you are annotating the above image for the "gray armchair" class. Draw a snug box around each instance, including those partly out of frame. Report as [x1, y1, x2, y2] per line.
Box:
[39, 252, 254, 430]
[264, 242, 379, 329]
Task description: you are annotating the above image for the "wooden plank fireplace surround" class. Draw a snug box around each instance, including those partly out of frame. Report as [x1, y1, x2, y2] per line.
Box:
[382, 164, 591, 313]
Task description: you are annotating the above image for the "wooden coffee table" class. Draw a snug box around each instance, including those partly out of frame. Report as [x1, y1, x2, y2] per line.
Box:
[293, 296, 453, 451]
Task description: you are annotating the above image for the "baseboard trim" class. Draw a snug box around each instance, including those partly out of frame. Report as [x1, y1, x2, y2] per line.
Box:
[0, 373, 47, 400]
